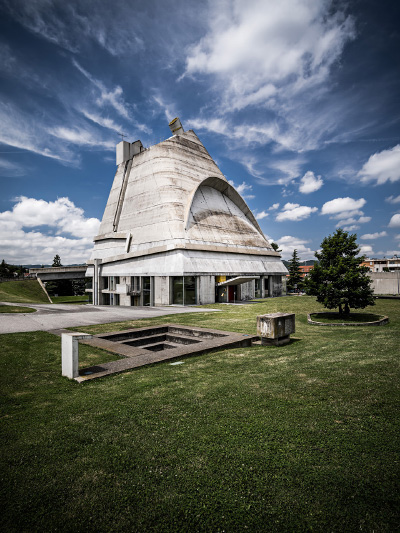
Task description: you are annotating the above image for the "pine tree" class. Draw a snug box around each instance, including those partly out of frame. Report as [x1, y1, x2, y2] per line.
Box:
[304, 229, 375, 316]
[52, 254, 62, 267]
[287, 249, 303, 292]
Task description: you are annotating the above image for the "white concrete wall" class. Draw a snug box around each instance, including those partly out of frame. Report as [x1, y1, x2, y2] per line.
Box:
[368, 272, 400, 294]
[154, 276, 170, 306]
[198, 275, 215, 304]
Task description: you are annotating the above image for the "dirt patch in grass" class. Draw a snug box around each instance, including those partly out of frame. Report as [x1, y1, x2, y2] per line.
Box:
[309, 312, 387, 325]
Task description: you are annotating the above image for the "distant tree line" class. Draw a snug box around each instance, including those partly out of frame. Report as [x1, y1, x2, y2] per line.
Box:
[0, 260, 27, 279]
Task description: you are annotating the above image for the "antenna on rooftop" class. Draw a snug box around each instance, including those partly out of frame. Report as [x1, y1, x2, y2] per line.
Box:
[118, 132, 127, 142]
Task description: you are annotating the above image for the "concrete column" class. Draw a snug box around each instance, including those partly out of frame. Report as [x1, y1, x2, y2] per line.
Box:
[93, 258, 101, 305]
[61, 333, 93, 379]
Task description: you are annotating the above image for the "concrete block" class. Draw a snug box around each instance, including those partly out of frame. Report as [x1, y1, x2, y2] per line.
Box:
[62, 333, 93, 379]
[257, 313, 295, 346]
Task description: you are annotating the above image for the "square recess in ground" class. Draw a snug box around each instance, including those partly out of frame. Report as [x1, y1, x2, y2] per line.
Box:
[76, 324, 259, 382]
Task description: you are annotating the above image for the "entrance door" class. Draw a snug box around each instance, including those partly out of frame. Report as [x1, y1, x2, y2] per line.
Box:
[228, 286, 235, 302]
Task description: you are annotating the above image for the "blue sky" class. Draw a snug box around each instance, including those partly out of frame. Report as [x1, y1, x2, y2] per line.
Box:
[0, 0, 399, 265]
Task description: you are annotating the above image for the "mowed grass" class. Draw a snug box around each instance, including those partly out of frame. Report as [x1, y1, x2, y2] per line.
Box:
[1, 297, 399, 532]
[0, 279, 49, 303]
[52, 295, 90, 304]
[0, 304, 36, 313]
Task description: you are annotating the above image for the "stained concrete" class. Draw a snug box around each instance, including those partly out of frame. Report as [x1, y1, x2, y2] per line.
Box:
[76, 324, 259, 382]
[0, 302, 218, 334]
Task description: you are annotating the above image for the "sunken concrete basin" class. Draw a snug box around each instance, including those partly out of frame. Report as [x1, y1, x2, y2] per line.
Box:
[75, 324, 259, 382]
[257, 313, 295, 346]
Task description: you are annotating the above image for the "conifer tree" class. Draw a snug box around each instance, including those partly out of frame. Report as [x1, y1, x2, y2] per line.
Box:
[304, 229, 374, 316]
[287, 249, 303, 292]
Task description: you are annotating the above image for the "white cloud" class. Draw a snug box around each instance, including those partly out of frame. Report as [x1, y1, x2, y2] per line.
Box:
[385, 195, 400, 204]
[255, 211, 269, 220]
[342, 225, 359, 231]
[388, 214, 400, 228]
[0, 196, 100, 264]
[269, 203, 280, 211]
[276, 202, 317, 222]
[321, 197, 366, 217]
[336, 215, 371, 228]
[358, 145, 400, 185]
[299, 171, 323, 193]
[276, 235, 315, 260]
[185, 0, 355, 113]
[81, 110, 123, 132]
[361, 231, 388, 240]
[48, 126, 115, 148]
[228, 180, 254, 199]
[359, 245, 374, 257]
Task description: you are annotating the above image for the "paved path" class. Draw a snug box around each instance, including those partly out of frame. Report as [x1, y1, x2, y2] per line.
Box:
[0, 303, 217, 334]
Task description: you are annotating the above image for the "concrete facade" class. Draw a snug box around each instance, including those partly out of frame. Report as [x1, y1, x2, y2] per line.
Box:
[86, 121, 288, 306]
[368, 272, 400, 295]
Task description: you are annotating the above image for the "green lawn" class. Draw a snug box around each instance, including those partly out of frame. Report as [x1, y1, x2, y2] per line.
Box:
[1, 296, 399, 532]
[0, 304, 36, 313]
[0, 279, 49, 303]
[52, 295, 89, 304]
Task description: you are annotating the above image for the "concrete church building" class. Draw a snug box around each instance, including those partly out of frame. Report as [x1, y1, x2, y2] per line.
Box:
[86, 119, 288, 306]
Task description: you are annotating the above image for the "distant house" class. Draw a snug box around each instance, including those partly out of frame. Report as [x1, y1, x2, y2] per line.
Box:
[85, 119, 288, 306]
[360, 257, 400, 273]
[299, 265, 314, 278]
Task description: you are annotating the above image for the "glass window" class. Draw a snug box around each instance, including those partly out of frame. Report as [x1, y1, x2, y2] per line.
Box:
[102, 276, 109, 289]
[85, 277, 93, 290]
[143, 276, 151, 306]
[172, 277, 184, 305]
[184, 276, 196, 305]
[172, 277, 196, 305]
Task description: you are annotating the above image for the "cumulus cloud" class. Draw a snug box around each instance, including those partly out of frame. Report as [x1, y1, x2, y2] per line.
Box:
[358, 145, 400, 185]
[361, 231, 387, 240]
[269, 203, 280, 211]
[388, 214, 400, 228]
[276, 235, 315, 260]
[0, 196, 100, 264]
[228, 180, 254, 199]
[335, 215, 371, 228]
[359, 245, 374, 257]
[342, 225, 359, 231]
[299, 171, 323, 193]
[385, 195, 400, 204]
[321, 197, 366, 218]
[255, 211, 269, 220]
[276, 202, 318, 222]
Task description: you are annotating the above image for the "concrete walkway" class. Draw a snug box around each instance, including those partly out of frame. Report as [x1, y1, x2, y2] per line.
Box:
[0, 303, 218, 334]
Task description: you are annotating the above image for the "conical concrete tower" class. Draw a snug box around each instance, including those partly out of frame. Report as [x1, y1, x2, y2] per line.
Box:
[86, 120, 287, 306]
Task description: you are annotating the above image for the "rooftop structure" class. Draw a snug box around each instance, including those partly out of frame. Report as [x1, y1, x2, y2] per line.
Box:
[86, 120, 288, 306]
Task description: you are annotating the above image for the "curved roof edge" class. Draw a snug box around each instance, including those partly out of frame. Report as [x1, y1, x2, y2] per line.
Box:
[184, 176, 266, 239]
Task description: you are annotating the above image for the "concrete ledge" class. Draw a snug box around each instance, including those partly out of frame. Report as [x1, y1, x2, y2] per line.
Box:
[307, 312, 389, 327]
[76, 324, 259, 382]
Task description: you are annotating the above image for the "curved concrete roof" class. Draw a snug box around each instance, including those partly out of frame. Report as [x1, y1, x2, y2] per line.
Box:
[90, 130, 276, 262]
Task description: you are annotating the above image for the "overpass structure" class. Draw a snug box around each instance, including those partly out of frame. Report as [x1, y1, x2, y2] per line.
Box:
[29, 266, 87, 281]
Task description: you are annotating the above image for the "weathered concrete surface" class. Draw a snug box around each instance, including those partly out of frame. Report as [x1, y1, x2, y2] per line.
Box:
[368, 272, 400, 295]
[76, 324, 259, 382]
[29, 265, 86, 281]
[0, 302, 218, 334]
[88, 130, 284, 274]
[62, 332, 93, 379]
[257, 313, 295, 346]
